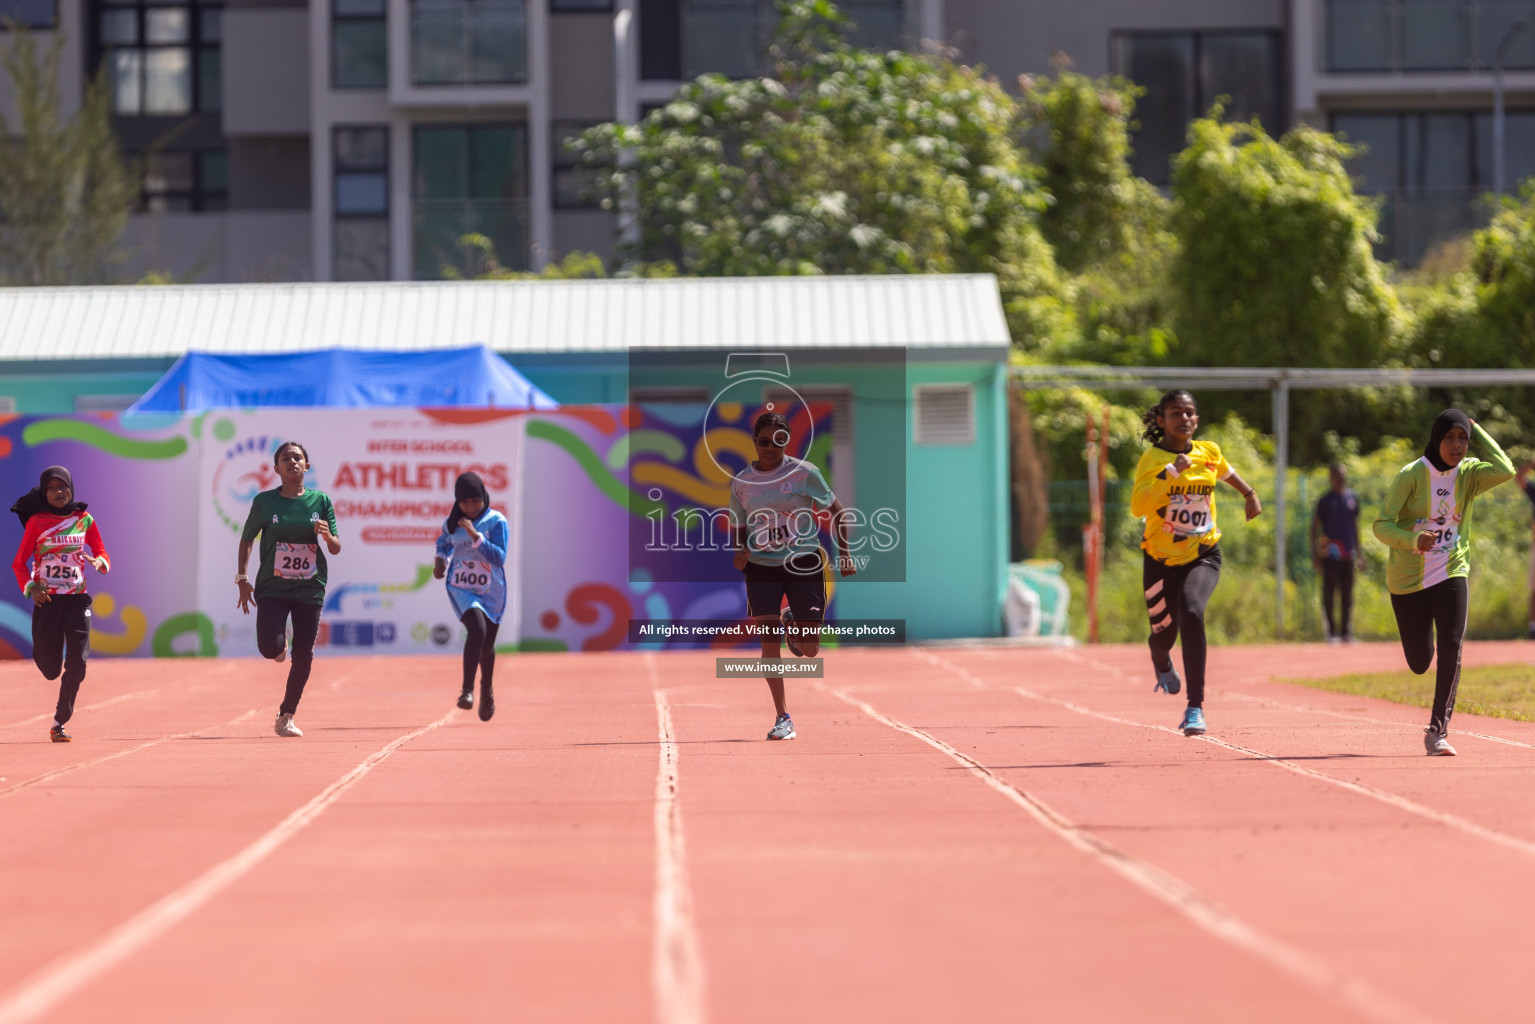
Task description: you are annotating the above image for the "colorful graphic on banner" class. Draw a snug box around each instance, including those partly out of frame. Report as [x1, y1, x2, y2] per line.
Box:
[517, 402, 839, 652]
[0, 412, 203, 659]
[0, 404, 837, 658]
[197, 408, 526, 657]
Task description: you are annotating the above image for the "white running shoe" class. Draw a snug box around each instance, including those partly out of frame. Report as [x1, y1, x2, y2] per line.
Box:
[274, 713, 303, 738]
[1424, 729, 1456, 756]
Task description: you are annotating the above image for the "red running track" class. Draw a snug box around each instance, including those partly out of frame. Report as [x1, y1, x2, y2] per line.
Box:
[2, 642, 1535, 1023]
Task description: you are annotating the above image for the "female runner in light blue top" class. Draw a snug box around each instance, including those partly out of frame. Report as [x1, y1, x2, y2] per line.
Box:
[433, 471, 509, 721]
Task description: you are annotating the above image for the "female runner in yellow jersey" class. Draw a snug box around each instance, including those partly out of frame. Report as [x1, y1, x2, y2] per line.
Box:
[1131, 390, 1262, 736]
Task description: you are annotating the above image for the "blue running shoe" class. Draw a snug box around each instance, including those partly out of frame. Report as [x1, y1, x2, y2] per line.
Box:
[1179, 706, 1206, 736]
[1153, 665, 1181, 695]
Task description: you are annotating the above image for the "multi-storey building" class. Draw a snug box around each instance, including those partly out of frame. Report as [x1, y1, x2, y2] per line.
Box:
[1, 0, 1528, 280]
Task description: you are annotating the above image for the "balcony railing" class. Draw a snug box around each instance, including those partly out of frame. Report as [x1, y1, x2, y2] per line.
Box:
[411, 0, 526, 86]
[413, 198, 530, 278]
[1325, 1, 1535, 72]
[681, 0, 903, 79]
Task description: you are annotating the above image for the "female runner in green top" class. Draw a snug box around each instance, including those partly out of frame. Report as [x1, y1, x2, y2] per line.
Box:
[235, 441, 341, 738]
[1373, 410, 1513, 756]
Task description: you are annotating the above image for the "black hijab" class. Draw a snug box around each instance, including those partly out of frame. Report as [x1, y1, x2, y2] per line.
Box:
[1424, 409, 1473, 472]
[10, 466, 88, 526]
[445, 471, 490, 534]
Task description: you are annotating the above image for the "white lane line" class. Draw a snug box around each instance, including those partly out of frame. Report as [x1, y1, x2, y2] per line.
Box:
[0, 708, 456, 1024]
[821, 683, 1436, 1024]
[0, 710, 258, 799]
[1010, 682, 1535, 862]
[648, 668, 706, 1024]
[918, 643, 1535, 863]
[1047, 646, 1535, 752]
[1, 690, 164, 731]
[1225, 691, 1535, 751]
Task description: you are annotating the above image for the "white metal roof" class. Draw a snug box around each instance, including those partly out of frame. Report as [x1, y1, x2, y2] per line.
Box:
[0, 275, 1010, 360]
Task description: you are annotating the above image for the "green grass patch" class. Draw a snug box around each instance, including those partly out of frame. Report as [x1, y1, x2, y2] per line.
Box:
[1278, 664, 1535, 722]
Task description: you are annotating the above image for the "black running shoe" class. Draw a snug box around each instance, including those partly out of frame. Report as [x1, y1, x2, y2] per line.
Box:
[457, 689, 474, 710]
[50, 724, 71, 743]
[478, 690, 495, 722]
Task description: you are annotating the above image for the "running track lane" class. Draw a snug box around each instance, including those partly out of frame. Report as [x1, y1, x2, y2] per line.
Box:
[3, 645, 1535, 1020]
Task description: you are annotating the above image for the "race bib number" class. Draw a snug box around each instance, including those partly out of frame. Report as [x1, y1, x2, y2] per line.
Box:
[450, 559, 493, 595]
[748, 510, 815, 553]
[274, 542, 318, 580]
[1414, 518, 1458, 555]
[1165, 492, 1213, 536]
[38, 551, 83, 591]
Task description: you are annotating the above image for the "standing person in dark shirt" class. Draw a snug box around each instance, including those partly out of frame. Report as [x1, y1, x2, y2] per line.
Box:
[1311, 463, 1363, 644]
[1517, 460, 1535, 639]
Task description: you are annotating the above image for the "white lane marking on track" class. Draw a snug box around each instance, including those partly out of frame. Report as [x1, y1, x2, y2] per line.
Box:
[1, 690, 163, 731]
[1050, 646, 1535, 751]
[648, 666, 706, 1024]
[1225, 691, 1535, 751]
[821, 682, 1437, 1024]
[1010, 682, 1535, 860]
[0, 708, 456, 1024]
[0, 710, 259, 799]
[931, 645, 1535, 862]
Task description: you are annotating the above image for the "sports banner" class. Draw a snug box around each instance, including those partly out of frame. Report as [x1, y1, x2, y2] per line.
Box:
[198, 408, 525, 657]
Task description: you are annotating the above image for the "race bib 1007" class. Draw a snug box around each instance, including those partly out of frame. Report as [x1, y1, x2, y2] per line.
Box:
[274, 542, 318, 580]
[1164, 492, 1214, 536]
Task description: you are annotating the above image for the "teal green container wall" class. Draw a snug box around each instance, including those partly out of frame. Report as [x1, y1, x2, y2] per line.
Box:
[8, 350, 1009, 639]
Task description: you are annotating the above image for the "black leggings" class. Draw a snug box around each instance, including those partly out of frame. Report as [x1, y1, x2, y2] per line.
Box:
[255, 597, 322, 716]
[1389, 576, 1468, 735]
[1144, 547, 1222, 707]
[33, 593, 92, 726]
[1321, 559, 1355, 638]
[461, 608, 500, 694]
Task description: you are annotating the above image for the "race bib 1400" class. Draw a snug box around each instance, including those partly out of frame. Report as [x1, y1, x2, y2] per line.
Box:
[450, 560, 492, 595]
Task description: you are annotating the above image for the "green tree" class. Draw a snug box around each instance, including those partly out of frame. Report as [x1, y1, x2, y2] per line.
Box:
[1468, 183, 1535, 359]
[572, 0, 1071, 347]
[1169, 115, 1403, 370]
[1014, 68, 1177, 366]
[0, 27, 140, 285]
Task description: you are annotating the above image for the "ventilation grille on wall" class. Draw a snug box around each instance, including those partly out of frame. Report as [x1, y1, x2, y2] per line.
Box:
[913, 384, 974, 445]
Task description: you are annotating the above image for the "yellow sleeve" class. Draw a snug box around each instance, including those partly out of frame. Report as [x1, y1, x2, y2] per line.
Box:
[1467, 421, 1514, 496]
[1131, 451, 1173, 520]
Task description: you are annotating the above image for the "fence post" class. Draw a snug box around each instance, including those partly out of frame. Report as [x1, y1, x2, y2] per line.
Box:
[1272, 376, 1290, 639]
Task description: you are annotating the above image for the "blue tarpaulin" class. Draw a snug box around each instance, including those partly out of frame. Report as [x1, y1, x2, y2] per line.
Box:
[126, 346, 558, 412]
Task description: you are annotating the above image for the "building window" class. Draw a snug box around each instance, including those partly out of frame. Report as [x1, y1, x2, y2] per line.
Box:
[1324, 0, 1535, 73]
[640, 0, 902, 81]
[334, 126, 390, 281]
[411, 0, 526, 86]
[1110, 30, 1284, 185]
[96, 0, 222, 116]
[0, 0, 55, 29]
[140, 149, 227, 211]
[551, 0, 610, 10]
[1332, 108, 1535, 263]
[413, 124, 528, 278]
[333, 0, 387, 88]
[552, 120, 603, 209]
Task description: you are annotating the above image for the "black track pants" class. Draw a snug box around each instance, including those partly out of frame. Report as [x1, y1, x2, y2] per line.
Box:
[1389, 576, 1468, 735]
[1143, 547, 1222, 707]
[461, 608, 500, 694]
[33, 593, 92, 726]
[256, 597, 322, 716]
[1321, 559, 1355, 639]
